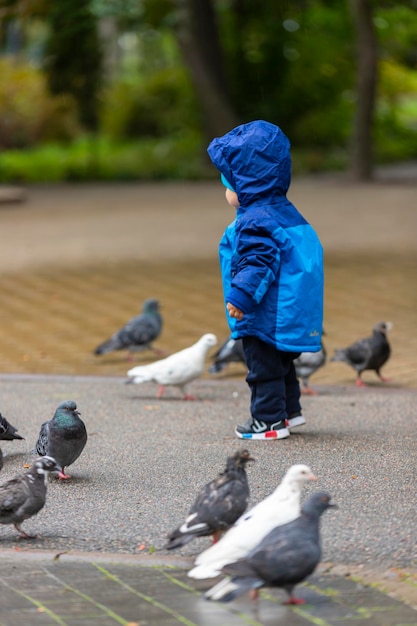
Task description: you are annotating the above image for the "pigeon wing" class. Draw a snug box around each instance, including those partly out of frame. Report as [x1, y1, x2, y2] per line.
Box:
[344, 337, 373, 367]
[33, 421, 50, 456]
[0, 477, 29, 516]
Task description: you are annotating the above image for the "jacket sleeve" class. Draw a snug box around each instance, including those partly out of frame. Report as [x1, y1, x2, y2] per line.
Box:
[227, 215, 280, 314]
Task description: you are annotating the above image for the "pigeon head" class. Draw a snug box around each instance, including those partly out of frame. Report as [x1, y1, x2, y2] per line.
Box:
[27, 456, 62, 484]
[302, 492, 337, 519]
[285, 464, 317, 485]
[233, 449, 255, 467]
[200, 334, 218, 348]
[34, 456, 62, 474]
[56, 400, 79, 415]
[143, 298, 160, 313]
[374, 321, 393, 335]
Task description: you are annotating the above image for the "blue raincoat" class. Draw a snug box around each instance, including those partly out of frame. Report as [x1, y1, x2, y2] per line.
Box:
[208, 120, 324, 353]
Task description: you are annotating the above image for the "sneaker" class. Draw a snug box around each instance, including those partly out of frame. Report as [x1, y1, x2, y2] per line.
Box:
[235, 418, 290, 440]
[287, 412, 306, 429]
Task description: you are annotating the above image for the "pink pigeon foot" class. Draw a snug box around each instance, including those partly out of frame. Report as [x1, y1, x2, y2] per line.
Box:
[356, 378, 366, 387]
[301, 386, 318, 396]
[157, 385, 165, 398]
[58, 470, 72, 480]
[15, 524, 37, 540]
[283, 596, 306, 605]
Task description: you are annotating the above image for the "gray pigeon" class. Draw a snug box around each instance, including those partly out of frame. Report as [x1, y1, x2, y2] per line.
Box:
[294, 338, 327, 395]
[33, 400, 87, 479]
[0, 413, 24, 441]
[209, 337, 246, 374]
[167, 449, 255, 550]
[331, 321, 392, 386]
[0, 456, 61, 539]
[94, 298, 163, 359]
[204, 492, 336, 606]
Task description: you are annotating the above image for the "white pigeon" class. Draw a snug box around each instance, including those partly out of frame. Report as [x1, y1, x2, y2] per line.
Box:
[126, 333, 218, 399]
[187, 464, 317, 580]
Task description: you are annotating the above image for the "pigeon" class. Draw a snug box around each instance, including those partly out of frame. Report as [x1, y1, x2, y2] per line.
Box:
[94, 298, 163, 360]
[204, 492, 336, 606]
[0, 413, 24, 441]
[188, 464, 317, 579]
[294, 338, 327, 395]
[167, 449, 255, 550]
[209, 337, 246, 374]
[32, 400, 87, 479]
[0, 456, 61, 539]
[330, 321, 392, 386]
[126, 333, 218, 399]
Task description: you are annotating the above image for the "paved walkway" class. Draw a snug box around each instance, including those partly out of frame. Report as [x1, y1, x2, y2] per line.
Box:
[0, 376, 416, 624]
[0, 171, 416, 624]
[1, 551, 417, 626]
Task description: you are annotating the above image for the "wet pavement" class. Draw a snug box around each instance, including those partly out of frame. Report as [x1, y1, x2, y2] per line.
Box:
[1, 551, 417, 625]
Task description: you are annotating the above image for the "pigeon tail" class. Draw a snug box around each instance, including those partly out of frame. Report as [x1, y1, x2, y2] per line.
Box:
[205, 576, 263, 602]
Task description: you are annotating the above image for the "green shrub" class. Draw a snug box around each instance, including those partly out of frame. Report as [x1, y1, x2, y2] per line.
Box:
[100, 66, 200, 140]
[0, 133, 207, 183]
[0, 58, 80, 149]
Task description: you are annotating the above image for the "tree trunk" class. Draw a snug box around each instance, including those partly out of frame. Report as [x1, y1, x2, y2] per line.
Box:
[174, 0, 238, 146]
[349, 0, 378, 181]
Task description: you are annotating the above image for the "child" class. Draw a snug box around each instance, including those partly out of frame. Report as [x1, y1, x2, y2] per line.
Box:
[207, 120, 324, 440]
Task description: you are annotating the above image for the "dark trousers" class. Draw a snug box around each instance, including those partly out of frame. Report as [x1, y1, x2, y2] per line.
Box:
[242, 336, 301, 424]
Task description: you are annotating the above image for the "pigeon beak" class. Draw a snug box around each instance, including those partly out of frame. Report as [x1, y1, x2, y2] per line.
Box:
[309, 473, 318, 481]
[385, 321, 393, 331]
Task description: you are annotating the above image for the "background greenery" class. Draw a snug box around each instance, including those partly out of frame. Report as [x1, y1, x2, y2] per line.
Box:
[0, 0, 416, 182]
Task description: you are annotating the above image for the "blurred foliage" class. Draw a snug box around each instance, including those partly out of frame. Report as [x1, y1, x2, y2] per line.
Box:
[0, 0, 416, 181]
[101, 66, 201, 139]
[0, 133, 206, 182]
[43, 0, 103, 130]
[0, 58, 80, 149]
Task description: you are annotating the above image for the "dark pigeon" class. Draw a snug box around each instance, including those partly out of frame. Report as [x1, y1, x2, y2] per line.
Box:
[94, 298, 163, 359]
[209, 337, 246, 374]
[32, 400, 87, 480]
[0, 413, 24, 441]
[294, 338, 327, 395]
[0, 456, 61, 538]
[204, 492, 336, 606]
[331, 321, 392, 386]
[167, 449, 254, 549]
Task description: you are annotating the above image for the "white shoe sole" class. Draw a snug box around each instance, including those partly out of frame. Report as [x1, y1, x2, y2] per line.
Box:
[288, 415, 306, 429]
[235, 427, 290, 440]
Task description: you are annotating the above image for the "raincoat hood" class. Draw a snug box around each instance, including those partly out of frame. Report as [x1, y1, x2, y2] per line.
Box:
[207, 120, 292, 207]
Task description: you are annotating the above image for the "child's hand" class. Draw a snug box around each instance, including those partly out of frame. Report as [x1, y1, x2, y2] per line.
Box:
[227, 303, 244, 320]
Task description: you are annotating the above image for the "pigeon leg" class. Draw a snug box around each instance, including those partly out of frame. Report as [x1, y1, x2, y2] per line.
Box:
[183, 394, 197, 401]
[157, 385, 165, 398]
[211, 530, 221, 544]
[356, 376, 366, 387]
[301, 385, 318, 396]
[249, 589, 260, 602]
[283, 595, 306, 605]
[377, 370, 391, 383]
[15, 524, 37, 540]
[152, 347, 167, 356]
[58, 469, 72, 479]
